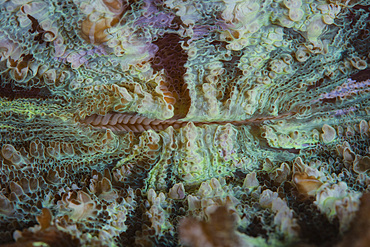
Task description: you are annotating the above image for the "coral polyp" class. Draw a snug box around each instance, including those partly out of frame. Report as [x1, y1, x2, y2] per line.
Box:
[1, 0, 370, 246]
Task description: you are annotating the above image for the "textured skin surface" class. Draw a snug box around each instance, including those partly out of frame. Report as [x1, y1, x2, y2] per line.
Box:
[0, 0, 370, 246]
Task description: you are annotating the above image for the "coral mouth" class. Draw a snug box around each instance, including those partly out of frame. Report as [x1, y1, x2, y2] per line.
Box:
[80, 112, 296, 133]
[81, 113, 188, 133]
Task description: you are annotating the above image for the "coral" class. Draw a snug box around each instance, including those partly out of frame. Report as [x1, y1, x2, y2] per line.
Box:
[314, 182, 361, 232]
[1, 0, 370, 246]
[11, 208, 80, 247]
[178, 206, 249, 247]
[335, 193, 370, 247]
[259, 189, 300, 238]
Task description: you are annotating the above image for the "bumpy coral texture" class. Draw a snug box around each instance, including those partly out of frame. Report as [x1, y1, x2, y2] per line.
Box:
[1, 0, 370, 246]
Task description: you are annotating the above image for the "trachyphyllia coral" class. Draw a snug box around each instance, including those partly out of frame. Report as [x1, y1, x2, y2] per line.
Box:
[1, 0, 370, 246]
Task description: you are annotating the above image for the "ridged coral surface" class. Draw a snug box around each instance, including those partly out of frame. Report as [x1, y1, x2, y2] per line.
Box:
[1, 0, 370, 246]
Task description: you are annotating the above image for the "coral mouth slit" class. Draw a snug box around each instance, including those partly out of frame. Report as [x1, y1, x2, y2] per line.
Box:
[81, 113, 188, 133]
[80, 112, 296, 133]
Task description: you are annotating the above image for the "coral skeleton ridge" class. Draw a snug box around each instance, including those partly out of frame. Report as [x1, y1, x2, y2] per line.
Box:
[0, 0, 370, 246]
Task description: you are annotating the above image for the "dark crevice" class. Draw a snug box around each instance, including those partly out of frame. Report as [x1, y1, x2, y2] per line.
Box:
[165, 156, 175, 190]
[252, 171, 342, 247]
[320, 97, 338, 104]
[0, 220, 37, 245]
[350, 68, 370, 81]
[27, 14, 41, 34]
[152, 33, 191, 119]
[0, 81, 53, 100]
[118, 190, 146, 246]
[26, 14, 49, 46]
[105, 159, 121, 171]
[286, 192, 340, 246]
[306, 78, 324, 91]
[114, 158, 159, 190]
[240, 215, 269, 238]
[266, 147, 301, 154]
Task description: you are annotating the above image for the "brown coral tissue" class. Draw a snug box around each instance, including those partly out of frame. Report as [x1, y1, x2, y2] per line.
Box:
[178, 206, 244, 247]
[2, 209, 79, 247]
[335, 193, 370, 247]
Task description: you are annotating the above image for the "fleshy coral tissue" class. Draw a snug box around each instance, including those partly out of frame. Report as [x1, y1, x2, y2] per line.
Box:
[0, 0, 370, 246]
